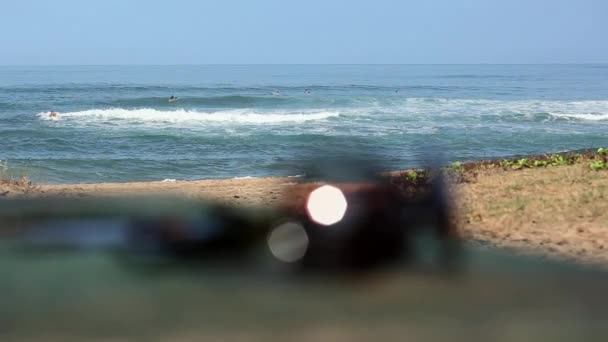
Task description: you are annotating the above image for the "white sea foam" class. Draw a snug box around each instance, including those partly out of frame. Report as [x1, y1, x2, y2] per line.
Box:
[546, 112, 608, 121]
[37, 108, 341, 124]
[398, 98, 608, 121]
[34, 99, 608, 136]
[161, 179, 176, 182]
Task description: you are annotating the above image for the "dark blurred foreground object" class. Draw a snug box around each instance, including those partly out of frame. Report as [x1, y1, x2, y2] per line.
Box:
[0, 171, 459, 273]
[2, 194, 608, 341]
[128, 177, 460, 272]
[2, 182, 608, 340]
[280, 179, 458, 271]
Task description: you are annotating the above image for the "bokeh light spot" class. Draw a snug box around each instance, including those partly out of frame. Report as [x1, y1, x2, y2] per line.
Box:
[306, 185, 348, 226]
[267, 222, 309, 263]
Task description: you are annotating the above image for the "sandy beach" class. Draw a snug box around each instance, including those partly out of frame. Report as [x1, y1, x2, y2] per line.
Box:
[2, 154, 608, 268]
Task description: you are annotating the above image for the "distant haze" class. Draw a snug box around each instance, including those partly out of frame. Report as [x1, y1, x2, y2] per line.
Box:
[0, 0, 607, 65]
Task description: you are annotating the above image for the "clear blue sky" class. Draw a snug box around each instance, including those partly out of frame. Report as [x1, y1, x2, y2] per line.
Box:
[1, 0, 606, 64]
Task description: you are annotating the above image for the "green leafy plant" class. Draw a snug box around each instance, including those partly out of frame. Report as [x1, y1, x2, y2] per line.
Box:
[404, 170, 419, 182]
[533, 160, 548, 167]
[590, 160, 608, 171]
[549, 154, 568, 166]
[449, 161, 465, 173]
[511, 158, 531, 169]
[598, 147, 608, 156]
[499, 160, 513, 168]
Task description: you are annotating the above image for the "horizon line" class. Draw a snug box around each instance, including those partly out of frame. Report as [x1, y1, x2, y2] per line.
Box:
[1, 63, 607, 67]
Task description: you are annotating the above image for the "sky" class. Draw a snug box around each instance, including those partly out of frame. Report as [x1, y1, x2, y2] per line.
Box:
[0, 0, 606, 64]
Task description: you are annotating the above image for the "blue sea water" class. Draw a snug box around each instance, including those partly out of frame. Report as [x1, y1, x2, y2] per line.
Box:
[1, 64, 607, 184]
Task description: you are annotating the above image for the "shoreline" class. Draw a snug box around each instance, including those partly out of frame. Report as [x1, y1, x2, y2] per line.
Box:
[5, 147, 605, 187]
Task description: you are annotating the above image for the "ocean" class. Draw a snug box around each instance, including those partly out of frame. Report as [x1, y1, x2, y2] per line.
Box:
[1, 64, 607, 184]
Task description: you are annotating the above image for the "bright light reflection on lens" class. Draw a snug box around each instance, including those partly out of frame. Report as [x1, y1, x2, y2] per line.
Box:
[267, 222, 309, 263]
[306, 185, 348, 226]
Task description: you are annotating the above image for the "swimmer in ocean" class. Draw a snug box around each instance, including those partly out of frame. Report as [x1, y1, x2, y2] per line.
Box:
[49, 111, 57, 118]
[168, 95, 178, 102]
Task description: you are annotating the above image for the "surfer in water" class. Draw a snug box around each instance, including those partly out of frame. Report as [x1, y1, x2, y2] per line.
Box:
[168, 95, 178, 102]
[49, 111, 57, 118]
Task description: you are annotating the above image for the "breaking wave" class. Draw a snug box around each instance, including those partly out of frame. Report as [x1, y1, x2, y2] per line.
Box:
[34, 99, 608, 129]
[37, 108, 341, 124]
